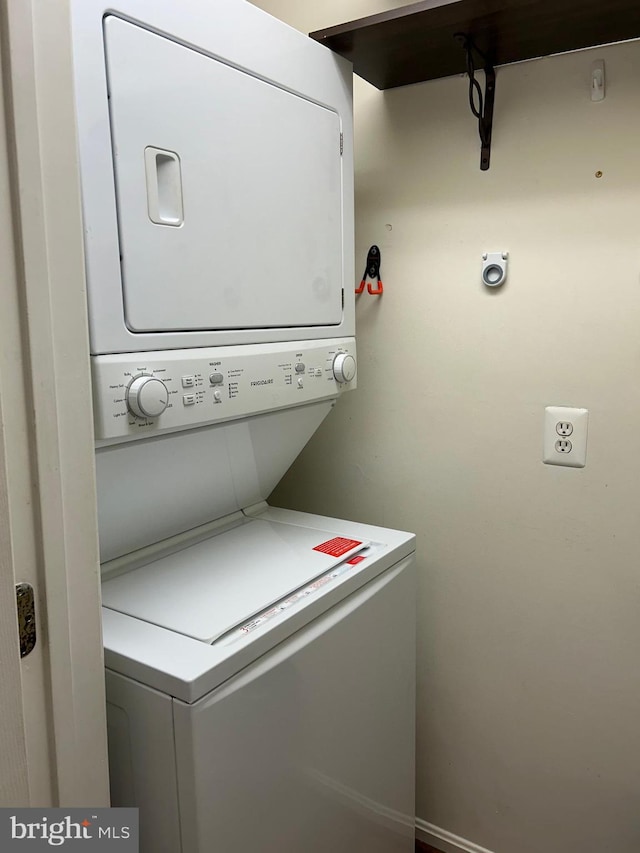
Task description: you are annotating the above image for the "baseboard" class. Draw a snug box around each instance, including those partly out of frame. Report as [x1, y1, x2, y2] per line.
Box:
[415, 818, 496, 853]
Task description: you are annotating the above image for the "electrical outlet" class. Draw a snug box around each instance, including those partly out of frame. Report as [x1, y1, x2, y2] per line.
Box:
[543, 407, 588, 468]
[556, 421, 573, 436]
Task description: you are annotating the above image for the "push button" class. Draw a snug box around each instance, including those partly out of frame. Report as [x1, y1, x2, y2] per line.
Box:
[183, 394, 195, 406]
[295, 363, 305, 374]
[182, 376, 195, 388]
[209, 373, 223, 385]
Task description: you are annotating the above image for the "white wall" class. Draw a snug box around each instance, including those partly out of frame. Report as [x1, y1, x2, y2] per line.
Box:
[252, 3, 640, 852]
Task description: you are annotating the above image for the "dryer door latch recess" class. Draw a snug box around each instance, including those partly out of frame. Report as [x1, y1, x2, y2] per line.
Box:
[455, 33, 496, 171]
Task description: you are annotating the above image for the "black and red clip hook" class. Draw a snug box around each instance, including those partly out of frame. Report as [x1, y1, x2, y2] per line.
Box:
[356, 245, 383, 295]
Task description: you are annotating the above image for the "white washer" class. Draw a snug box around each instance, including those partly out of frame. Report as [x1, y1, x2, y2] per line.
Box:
[93, 343, 416, 852]
[102, 506, 415, 853]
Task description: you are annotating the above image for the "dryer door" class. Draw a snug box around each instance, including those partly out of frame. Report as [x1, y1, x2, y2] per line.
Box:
[104, 16, 344, 334]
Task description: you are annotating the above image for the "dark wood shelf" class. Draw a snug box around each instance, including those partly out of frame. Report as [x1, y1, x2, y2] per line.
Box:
[310, 0, 640, 90]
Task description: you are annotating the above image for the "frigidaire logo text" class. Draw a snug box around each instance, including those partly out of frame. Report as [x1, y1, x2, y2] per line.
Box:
[10, 815, 131, 846]
[250, 379, 274, 386]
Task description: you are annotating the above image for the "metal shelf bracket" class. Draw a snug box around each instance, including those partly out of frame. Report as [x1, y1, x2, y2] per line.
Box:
[455, 33, 496, 171]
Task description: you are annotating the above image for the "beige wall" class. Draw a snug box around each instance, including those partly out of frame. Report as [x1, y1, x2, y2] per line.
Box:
[253, 3, 640, 852]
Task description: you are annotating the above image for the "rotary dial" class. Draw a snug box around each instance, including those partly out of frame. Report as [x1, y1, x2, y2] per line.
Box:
[126, 375, 169, 419]
[332, 353, 357, 384]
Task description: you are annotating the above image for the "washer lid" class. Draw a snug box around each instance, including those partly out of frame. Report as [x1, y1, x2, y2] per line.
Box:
[101, 519, 368, 644]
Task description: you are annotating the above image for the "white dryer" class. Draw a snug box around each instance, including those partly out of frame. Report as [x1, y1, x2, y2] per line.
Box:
[69, 1, 416, 851]
[70, 0, 354, 354]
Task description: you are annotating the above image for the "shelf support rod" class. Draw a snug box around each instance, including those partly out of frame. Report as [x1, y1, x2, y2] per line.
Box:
[480, 64, 495, 170]
[455, 33, 496, 171]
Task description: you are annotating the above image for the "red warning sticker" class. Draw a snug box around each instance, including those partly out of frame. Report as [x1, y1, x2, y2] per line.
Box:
[346, 555, 366, 565]
[313, 537, 362, 558]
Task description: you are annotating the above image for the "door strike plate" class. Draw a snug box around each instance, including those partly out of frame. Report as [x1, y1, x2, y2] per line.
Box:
[16, 582, 36, 658]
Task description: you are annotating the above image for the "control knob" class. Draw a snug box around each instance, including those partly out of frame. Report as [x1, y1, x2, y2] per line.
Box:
[127, 375, 169, 419]
[332, 352, 356, 384]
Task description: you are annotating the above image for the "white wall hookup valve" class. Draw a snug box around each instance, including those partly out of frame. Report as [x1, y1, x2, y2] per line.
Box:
[482, 252, 508, 287]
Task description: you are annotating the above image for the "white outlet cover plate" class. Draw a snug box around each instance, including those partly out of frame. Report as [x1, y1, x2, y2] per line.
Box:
[543, 406, 589, 468]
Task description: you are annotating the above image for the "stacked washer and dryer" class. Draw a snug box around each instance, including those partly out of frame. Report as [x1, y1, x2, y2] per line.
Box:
[70, 1, 416, 851]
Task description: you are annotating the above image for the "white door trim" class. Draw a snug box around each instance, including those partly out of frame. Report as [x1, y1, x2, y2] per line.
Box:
[0, 217, 30, 805]
[0, 2, 37, 806]
[1, 0, 109, 806]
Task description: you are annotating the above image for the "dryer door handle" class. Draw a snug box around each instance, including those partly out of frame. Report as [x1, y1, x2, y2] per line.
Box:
[144, 146, 184, 227]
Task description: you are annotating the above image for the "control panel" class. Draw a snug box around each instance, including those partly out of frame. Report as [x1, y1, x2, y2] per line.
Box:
[92, 338, 356, 442]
